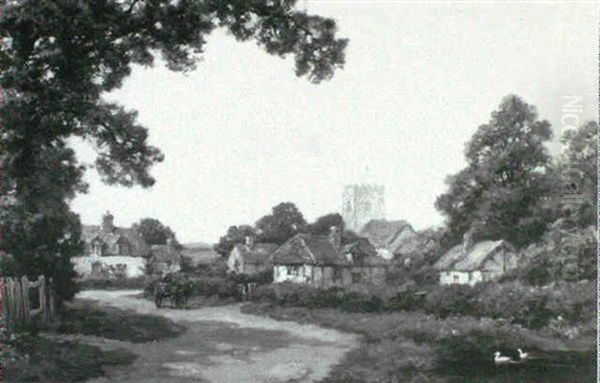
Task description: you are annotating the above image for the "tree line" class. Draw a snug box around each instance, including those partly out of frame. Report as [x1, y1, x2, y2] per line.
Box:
[214, 206, 358, 256]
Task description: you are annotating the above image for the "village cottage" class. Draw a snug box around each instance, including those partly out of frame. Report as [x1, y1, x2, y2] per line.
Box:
[227, 237, 278, 275]
[359, 219, 436, 268]
[271, 227, 388, 288]
[434, 232, 519, 286]
[72, 212, 150, 279]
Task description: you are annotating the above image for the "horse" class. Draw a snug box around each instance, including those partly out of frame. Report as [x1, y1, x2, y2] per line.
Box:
[153, 277, 193, 309]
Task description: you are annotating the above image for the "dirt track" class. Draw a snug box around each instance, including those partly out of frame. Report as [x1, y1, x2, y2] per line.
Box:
[78, 290, 358, 382]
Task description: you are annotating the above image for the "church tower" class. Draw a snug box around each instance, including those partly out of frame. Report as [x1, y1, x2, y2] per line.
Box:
[342, 184, 385, 232]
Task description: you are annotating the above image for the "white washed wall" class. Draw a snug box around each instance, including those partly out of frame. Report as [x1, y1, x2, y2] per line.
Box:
[273, 265, 312, 283]
[72, 256, 147, 278]
[439, 270, 483, 286]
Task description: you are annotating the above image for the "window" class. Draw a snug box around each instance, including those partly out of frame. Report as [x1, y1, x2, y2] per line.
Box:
[352, 272, 362, 284]
[468, 272, 473, 282]
[453, 274, 459, 283]
[289, 266, 301, 276]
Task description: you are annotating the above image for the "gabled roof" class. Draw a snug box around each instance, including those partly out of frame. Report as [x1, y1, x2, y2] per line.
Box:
[359, 219, 411, 248]
[271, 234, 347, 266]
[388, 226, 421, 255]
[433, 240, 514, 272]
[233, 243, 279, 265]
[81, 225, 150, 257]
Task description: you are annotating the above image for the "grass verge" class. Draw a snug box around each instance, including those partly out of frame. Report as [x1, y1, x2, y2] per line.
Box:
[57, 301, 186, 342]
[3, 333, 136, 382]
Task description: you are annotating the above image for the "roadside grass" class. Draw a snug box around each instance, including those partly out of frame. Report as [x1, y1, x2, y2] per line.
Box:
[3, 333, 136, 382]
[3, 299, 187, 382]
[56, 301, 186, 342]
[242, 303, 596, 383]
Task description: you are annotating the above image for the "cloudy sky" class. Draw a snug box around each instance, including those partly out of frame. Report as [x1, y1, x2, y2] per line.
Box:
[70, 1, 598, 243]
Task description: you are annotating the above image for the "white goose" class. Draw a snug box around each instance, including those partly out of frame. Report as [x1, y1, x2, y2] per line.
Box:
[494, 351, 513, 365]
[517, 348, 529, 361]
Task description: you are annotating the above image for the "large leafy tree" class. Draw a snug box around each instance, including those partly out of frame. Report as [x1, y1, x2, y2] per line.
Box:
[308, 212, 344, 234]
[553, 121, 598, 227]
[213, 224, 257, 256]
[435, 95, 553, 248]
[255, 202, 307, 244]
[0, 0, 348, 302]
[133, 218, 178, 246]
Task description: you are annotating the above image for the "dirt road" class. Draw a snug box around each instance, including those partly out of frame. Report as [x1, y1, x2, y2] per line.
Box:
[78, 290, 358, 383]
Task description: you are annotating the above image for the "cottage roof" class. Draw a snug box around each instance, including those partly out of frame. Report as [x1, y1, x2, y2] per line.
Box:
[359, 219, 411, 248]
[388, 226, 422, 255]
[433, 240, 514, 272]
[233, 243, 279, 265]
[272, 234, 386, 267]
[81, 225, 150, 257]
[271, 234, 342, 266]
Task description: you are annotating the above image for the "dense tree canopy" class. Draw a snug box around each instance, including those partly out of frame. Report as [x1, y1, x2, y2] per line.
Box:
[133, 217, 178, 246]
[213, 224, 257, 256]
[255, 202, 307, 244]
[308, 212, 344, 235]
[552, 121, 598, 227]
[0, 0, 348, 302]
[435, 95, 554, 248]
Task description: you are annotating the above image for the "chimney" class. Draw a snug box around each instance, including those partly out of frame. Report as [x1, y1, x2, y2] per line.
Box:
[463, 229, 474, 254]
[329, 226, 341, 249]
[245, 235, 254, 248]
[101, 211, 114, 233]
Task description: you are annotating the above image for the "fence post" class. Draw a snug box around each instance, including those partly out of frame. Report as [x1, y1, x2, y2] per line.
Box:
[39, 275, 47, 320]
[21, 276, 31, 324]
[14, 279, 23, 324]
[248, 282, 257, 299]
[48, 278, 56, 320]
[6, 277, 14, 326]
[1, 278, 8, 325]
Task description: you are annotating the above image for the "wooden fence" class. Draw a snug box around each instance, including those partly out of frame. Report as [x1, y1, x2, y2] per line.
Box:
[1, 275, 56, 326]
[237, 282, 258, 300]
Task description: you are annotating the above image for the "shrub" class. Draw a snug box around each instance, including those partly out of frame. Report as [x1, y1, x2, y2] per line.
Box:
[385, 288, 426, 312]
[229, 268, 273, 285]
[78, 276, 147, 291]
[252, 284, 278, 302]
[339, 291, 383, 312]
[424, 285, 477, 318]
[424, 280, 596, 329]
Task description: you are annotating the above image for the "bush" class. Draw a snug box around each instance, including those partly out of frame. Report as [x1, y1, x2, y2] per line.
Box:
[339, 291, 383, 312]
[385, 288, 426, 312]
[250, 282, 385, 312]
[78, 276, 147, 290]
[229, 268, 274, 285]
[252, 284, 278, 302]
[424, 285, 477, 318]
[422, 280, 596, 330]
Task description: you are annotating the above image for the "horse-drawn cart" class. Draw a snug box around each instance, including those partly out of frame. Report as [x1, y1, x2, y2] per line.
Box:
[153, 274, 193, 309]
